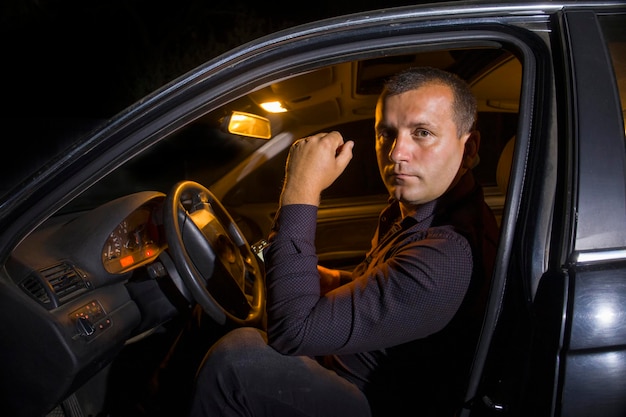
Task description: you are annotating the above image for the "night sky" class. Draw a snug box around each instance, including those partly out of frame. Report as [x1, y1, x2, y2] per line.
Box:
[1, 0, 426, 190]
[2, 0, 419, 120]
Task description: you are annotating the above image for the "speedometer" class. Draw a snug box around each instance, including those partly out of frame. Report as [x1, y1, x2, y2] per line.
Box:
[102, 207, 163, 274]
[103, 220, 128, 261]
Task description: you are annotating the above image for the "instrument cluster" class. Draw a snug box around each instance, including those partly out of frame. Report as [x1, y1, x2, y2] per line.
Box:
[101, 206, 164, 274]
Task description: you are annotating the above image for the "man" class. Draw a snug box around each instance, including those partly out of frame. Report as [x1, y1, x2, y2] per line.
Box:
[188, 66, 499, 416]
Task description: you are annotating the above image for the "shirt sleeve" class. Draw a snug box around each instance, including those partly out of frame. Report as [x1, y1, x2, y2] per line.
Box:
[263, 204, 474, 356]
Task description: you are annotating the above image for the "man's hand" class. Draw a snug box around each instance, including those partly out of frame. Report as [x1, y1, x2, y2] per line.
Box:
[280, 131, 354, 206]
[318, 265, 340, 295]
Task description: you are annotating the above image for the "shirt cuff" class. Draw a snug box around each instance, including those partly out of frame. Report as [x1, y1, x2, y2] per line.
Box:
[270, 204, 318, 240]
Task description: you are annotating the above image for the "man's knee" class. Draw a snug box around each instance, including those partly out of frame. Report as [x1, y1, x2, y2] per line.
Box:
[210, 327, 266, 355]
[196, 327, 268, 383]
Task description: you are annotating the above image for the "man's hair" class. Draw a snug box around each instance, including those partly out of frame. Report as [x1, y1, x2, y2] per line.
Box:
[381, 66, 477, 136]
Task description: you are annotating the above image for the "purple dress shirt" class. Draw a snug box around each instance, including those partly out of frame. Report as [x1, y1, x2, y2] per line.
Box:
[263, 171, 499, 415]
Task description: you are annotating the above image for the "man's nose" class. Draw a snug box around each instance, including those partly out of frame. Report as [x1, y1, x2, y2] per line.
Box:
[389, 134, 411, 163]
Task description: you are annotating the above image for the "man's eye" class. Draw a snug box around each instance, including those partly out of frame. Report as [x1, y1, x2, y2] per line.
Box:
[377, 131, 395, 141]
[413, 129, 431, 138]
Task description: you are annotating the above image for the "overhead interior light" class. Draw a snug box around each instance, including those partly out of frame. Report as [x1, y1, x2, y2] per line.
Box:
[260, 101, 288, 113]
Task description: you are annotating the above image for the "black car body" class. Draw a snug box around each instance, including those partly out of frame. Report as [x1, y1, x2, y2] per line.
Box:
[1, 1, 626, 416]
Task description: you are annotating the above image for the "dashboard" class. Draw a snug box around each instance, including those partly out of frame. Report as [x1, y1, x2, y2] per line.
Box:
[1, 191, 178, 415]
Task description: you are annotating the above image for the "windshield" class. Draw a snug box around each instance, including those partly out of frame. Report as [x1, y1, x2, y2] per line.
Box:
[65, 121, 267, 213]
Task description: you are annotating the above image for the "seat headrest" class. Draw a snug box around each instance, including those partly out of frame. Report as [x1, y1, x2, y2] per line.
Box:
[496, 137, 515, 195]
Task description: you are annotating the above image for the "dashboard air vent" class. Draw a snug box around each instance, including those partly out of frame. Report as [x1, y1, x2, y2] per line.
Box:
[20, 275, 52, 306]
[40, 263, 88, 302]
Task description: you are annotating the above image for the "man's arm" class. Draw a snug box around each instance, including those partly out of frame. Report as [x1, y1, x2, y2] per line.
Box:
[279, 131, 354, 206]
[264, 218, 474, 356]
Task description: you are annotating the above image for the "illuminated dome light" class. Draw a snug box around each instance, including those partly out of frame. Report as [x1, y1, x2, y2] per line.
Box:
[260, 101, 288, 113]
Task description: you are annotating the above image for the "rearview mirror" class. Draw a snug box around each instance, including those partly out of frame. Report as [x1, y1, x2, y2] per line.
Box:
[224, 111, 272, 139]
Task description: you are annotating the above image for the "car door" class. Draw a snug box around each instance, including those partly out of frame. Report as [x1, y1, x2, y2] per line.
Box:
[465, 6, 626, 417]
[548, 10, 626, 417]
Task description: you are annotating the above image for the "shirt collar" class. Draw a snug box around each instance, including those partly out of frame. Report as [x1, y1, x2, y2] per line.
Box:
[383, 170, 478, 228]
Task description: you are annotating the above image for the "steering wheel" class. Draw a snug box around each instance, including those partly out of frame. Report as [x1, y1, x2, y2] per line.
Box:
[163, 180, 265, 327]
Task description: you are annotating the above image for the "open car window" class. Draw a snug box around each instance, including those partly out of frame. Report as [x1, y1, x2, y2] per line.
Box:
[66, 47, 520, 237]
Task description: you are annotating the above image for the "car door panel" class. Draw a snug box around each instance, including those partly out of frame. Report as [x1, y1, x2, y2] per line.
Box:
[556, 9, 626, 417]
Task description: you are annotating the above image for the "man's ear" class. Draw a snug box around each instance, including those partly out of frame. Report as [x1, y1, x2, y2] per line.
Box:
[463, 130, 481, 169]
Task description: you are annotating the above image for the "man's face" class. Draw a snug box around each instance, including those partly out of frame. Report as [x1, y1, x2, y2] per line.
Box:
[375, 83, 471, 210]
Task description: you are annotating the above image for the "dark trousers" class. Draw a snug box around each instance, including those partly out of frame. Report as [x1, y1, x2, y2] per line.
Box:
[188, 327, 371, 417]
